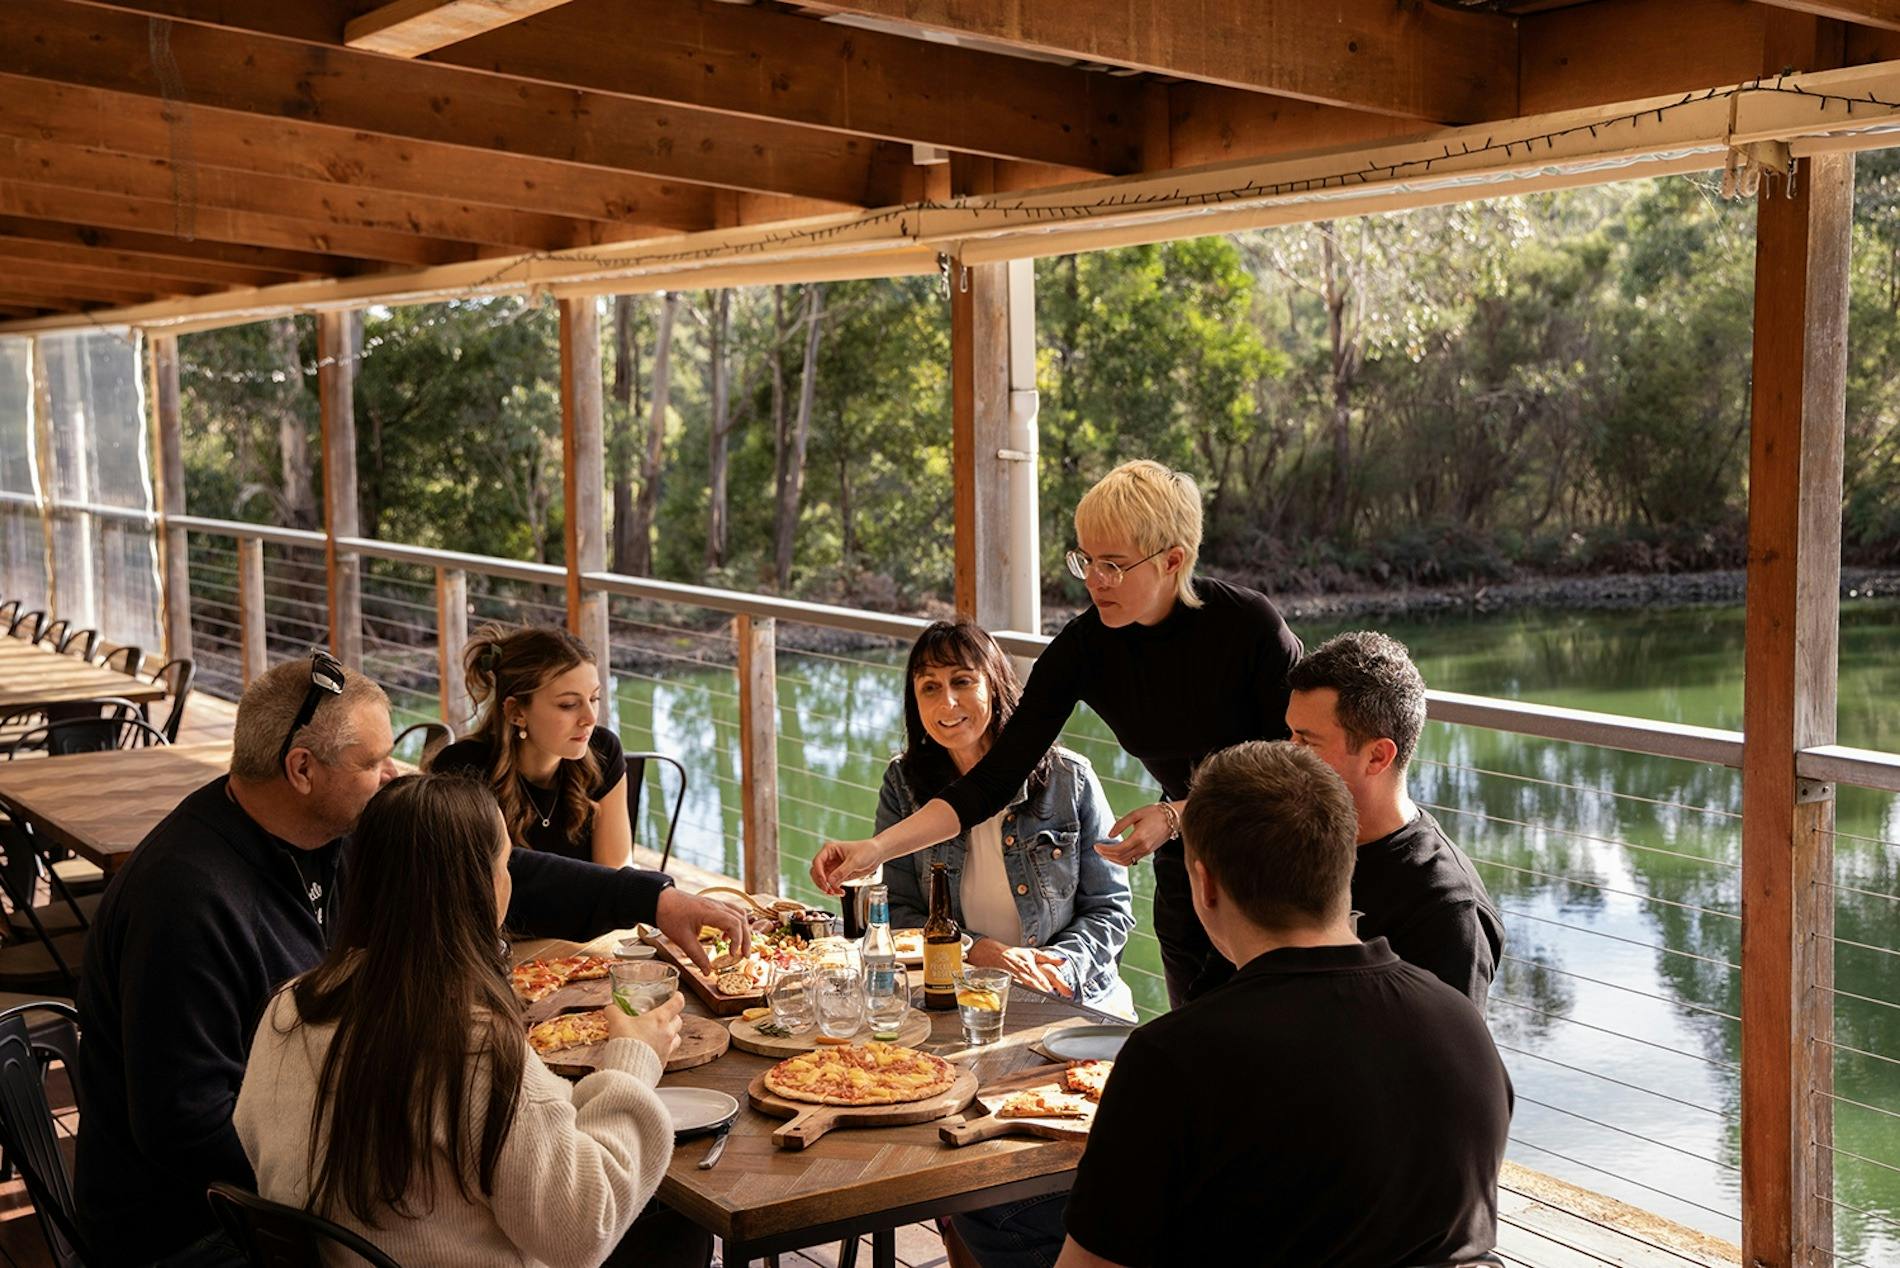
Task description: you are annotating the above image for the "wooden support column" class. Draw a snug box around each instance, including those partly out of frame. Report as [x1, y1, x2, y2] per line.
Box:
[149, 334, 191, 665]
[736, 613, 780, 895]
[1741, 143, 1850, 1268]
[436, 566, 469, 732]
[237, 536, 267, 686]
[317, 311, 363, 668]
[950, 257, 1040, 633]
[559, 298, 610, 671]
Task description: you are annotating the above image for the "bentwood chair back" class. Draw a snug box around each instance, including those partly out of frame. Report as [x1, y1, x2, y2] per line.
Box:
[625, 751, 688, 872]
[95, 643, 142, 676]
[149, 657, 196, 744]
[54, 628, 97, 662]
[6, 704, 165, 758]
[33, 620, 68, 652]
[0, 601, 17, 632]
[0, 1000, 87, 1268]
[8, 610, 44, 641]
[395, 721, 453, 768]
[207, 1181, 405, 1268]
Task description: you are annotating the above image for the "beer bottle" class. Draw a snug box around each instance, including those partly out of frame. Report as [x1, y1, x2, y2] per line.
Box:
[923, 861, 962, 1011]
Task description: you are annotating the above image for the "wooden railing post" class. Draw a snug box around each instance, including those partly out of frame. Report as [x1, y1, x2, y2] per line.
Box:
[436, 566, 470, 732]
[318, 310, 364, 668]
[736, 613, 780, 895]
[1741, 140, 1849, 1268]
[150, 333, 192, 665]
[559, 297, 612, 712]
[238, 536, 266, 686]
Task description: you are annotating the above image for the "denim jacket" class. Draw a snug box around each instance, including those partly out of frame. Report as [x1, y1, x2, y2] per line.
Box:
[876, 747, 1135, 1006]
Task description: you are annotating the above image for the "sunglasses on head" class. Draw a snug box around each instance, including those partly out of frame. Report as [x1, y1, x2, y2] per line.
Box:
[277, 649, 345, 772]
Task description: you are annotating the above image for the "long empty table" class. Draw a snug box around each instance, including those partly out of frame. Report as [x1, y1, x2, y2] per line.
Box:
[0, 742, 232, 874]
[0, 638, 165, 712]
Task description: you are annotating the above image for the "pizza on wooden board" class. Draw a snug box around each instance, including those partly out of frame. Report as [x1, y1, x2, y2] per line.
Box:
[527, 1009, 611, 1055]
[997, 1089, 1091, 1119]
[1064, 1059, 1113, 1102]
[763, 1042, 958, 1107]
[510, 954, 612, 1004]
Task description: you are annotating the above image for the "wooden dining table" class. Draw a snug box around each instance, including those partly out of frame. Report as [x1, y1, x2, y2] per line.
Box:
[0, 636, 165, 711]
[515, 930, 1113, 1267]
[0, 741, 233, 874]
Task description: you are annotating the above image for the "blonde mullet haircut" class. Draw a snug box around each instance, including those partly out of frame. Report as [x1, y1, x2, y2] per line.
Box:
[1073, 459, 1204, 609]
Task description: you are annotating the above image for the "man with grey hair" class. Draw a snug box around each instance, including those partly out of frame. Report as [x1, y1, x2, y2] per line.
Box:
[1283, 630, 1503, 1007]
[74, 654, 750, 1267]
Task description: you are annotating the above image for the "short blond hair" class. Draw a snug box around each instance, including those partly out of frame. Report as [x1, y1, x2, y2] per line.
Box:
[1073, 459, 1204, 609]
[231, 657, 390, 782]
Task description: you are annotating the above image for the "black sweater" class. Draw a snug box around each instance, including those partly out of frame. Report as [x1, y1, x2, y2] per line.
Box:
[73, 776, 673, 1267]
[1353, 810, 1504, 1009]
[940, 577, 1303, 829]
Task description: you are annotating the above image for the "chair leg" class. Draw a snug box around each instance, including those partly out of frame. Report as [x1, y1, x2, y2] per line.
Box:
[835, 1237, 860, 1268]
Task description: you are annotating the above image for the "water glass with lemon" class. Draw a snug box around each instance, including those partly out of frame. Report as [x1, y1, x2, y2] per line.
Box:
[955, 967, 1010, 1045]
[610, 961, 678, 1016]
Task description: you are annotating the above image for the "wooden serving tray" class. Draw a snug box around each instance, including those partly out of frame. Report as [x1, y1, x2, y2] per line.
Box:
[522, 976, 611, 1026]
[939, 1062, 1097, 1147]
[541, 1011, 730, 1078]
[640, 929, 764, 1016]
[727, 1008, 932, 1058]
[747, 1065, 977, 1150]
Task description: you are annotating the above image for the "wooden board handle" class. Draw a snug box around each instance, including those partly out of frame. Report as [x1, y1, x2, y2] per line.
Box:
[772, 1106, 839, 1150]
[939, 1114, 1017, 1147]
[696, 886, 775, 918]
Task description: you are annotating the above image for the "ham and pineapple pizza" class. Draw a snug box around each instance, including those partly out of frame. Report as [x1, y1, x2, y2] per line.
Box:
[526, 1009, 611, 1056]
[763, 1042, 957, 1107]
[510, 954, 612, 1003]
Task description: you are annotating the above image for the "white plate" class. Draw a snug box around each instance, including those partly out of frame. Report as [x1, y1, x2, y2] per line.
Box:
[891, 930, 975, 966]
[656, 1086, 739, 1137]
[1041, 1024, 1136, 1062]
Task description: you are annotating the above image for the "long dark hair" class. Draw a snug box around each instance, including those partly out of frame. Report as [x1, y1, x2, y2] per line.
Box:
[898, 621, 1051, 806]
[461, 623, 603, 850]
[288, 774, 525, 1225]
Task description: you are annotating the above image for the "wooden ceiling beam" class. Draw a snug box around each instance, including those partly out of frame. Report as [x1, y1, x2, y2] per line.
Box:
[0, 215, 343, 277]
[0, 236, 309, 288]
[0, 306, 49, 320]
[0, 137, 637, 250]
[0, 187, 476, 267]
[792, 0, 1514, 123]
[1750, 1, 1900, 32]
[0, 274, 165, 306]
[0, 257, 215, 300]
[0, 76, 724, 232]
[1520, 0, 1770, 115]
[17, 0, 903, 207]
[346, 0, 581, 56]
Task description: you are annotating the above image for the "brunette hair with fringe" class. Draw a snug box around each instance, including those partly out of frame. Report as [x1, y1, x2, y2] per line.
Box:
[898, 621, 1052, 806]
[459, 623, 603, 851]
[287, 773, 524, 1225]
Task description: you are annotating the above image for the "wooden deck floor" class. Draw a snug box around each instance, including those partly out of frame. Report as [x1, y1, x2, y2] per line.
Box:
[0, 690, 1736, 1268]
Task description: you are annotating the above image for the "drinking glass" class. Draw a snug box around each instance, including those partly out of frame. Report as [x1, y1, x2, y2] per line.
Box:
[609, 961, 679, 1016]
[955, 967, 1011, 1045]
[814, 964, 866, 1040]
[863, 961, 910, 1041]
[767, 961, 816, 1035]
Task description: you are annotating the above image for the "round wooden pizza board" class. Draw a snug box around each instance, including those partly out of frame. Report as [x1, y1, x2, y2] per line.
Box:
[727, 1008, 931, 1058]
[542, 1013, 730, 1078]
[747, 1064, 977, 1150]
[939, 1063, 1097, 1147]
[522, 977, 610, 1026]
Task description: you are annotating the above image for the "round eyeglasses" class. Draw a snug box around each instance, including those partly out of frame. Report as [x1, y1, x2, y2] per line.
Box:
[1065, 546, 1169, 587]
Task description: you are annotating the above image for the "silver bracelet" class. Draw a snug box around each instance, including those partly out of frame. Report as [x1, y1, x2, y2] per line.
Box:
[1157, 800, 1181, 840]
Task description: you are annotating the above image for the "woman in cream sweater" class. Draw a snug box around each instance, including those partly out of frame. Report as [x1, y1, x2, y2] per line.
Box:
[235, 773, 684, 1268]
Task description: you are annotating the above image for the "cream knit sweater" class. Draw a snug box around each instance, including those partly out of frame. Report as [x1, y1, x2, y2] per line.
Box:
[235, 990, 676, 1268]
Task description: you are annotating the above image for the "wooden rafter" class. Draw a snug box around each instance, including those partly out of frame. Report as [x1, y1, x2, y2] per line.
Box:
[0, 216, 341, 277]
[0, 255, 217, 298]
[1751, 0, 1900, 32]
[345, 0, 580, 56]
[15, 1, 904, 208]
[793, 0, 1515, 122]
[1520, 0, 1768, 114]
[0, 236, 313, 289]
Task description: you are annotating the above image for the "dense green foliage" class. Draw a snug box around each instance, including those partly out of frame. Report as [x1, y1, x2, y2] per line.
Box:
[178, 161, 1900, 609]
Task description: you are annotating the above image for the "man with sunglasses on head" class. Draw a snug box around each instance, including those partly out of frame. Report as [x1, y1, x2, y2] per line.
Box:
[74, 653, 750, 1268]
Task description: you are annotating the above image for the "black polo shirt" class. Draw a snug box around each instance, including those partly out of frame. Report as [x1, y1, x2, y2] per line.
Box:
[1065, 939, 1512, 1268]
[1353, 810, 1504, 1009]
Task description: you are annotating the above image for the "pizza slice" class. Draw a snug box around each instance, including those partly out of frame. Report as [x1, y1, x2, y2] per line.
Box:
[996, 1089, 1092, 1119]
[527, 1009, 611, 1056]
[1063, 1059, 1113, 1102]
[562, 956, 612, 981]
[509, 960, 568, 1004]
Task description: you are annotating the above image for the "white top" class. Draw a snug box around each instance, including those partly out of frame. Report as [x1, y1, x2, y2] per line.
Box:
[236, 989, 673, 1268]
[960, 809, 1024, 946]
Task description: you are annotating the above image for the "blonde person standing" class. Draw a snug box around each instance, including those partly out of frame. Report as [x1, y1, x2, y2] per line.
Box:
[814, 460, 1303, 1007]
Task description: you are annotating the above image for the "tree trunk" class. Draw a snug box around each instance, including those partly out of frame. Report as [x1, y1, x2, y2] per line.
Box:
[1320, 224, 1353, 537]
[775, 284, 824, 591]
[610, 295, 640, 573]
[627, 292, 678, 576]
[269, 318, 318, 530]
[705, 289, 732, 572]
[770, 287, 790, 589]
[838, 450, 855, 564]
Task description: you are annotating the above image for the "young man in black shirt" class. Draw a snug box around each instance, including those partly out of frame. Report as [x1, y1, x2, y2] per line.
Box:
[74, 656, 751, 1268]
[954, 743, 1512, 1268]
[1285, 631, 1504, 1008]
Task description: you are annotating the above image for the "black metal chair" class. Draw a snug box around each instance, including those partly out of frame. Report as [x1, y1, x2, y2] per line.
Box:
[0, 1000, 87, 1268]
[207, 1181, 404, 1268]
[94, 643, 143, 676]
[33, 619, 69, 652]
[54, 627, 97, 662]
[6, 703, 165, 758]
[626, 751, 688, 872]
[0, 600, 18, 632]
[395, 721, 453, 768]
[148, 657, 196, 744]
[8, 609, 45, 641]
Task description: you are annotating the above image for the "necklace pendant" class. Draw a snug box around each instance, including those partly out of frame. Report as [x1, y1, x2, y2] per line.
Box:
[540, 815, 551, 827]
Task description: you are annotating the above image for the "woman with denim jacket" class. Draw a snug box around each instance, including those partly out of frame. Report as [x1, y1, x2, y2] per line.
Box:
[875, 621, 1136, 1017]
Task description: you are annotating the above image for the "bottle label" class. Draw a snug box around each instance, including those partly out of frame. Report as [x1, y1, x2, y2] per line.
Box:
[923, 942, 962, 992]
